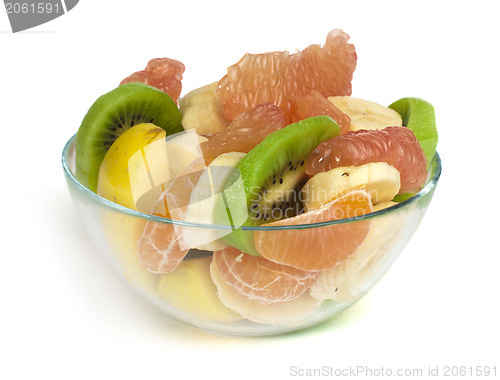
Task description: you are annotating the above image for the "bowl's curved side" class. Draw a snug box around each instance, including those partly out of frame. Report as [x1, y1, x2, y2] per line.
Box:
[62, 134, 442, 335]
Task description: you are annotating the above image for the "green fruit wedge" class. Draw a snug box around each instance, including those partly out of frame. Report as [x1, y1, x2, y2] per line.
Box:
[216, 115, 341, 256]
[389, 97, 438, 169]
[75, 83, 183, 192]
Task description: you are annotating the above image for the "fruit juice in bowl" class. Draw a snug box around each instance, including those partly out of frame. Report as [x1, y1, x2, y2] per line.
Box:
[62, 28, 441, 335]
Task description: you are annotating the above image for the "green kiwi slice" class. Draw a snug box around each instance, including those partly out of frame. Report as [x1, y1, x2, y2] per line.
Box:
[389, 97, 438, 202]
[75, 82, 183, 192]
[216, 115, 340, 256]
[388, 97, 438, 169]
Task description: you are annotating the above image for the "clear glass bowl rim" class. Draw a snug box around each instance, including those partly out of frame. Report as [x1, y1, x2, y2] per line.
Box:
[62, 133, 441, 231]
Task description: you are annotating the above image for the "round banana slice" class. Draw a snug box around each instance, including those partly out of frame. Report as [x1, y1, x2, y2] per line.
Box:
[182, 152, 246, 251]
[302, 162, 401, 211]
[328, 96, 402, 131]
[210, 259, 321, 326]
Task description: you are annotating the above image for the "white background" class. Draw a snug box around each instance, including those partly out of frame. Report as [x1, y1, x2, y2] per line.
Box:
[1, 1, 499, 379]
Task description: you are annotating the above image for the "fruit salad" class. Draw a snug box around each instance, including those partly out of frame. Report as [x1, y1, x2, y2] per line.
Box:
[71, 29, 438, 330]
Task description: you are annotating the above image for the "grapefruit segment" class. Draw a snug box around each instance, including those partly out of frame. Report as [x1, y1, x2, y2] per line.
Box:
[136, 198, 188, 274]
[254, 190, 373, 271]
[306, 126, 428, 194]
[218, 29, 356, 123]
[136, 157, 206, 273]
[200, 103, 286, 164]
[120, 58, 185, 103]
[213, 247, 317, 305]
[291, 90, 351, 134]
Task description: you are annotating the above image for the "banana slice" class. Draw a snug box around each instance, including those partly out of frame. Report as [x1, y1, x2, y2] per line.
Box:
[157, 256, 242, 322]
[165, 130, 208, 175]
[182, 152, 246, 251]
[210, 259, 321, 326]
[101, 210, 159, 294]
[302, 162, 401, 212]
[180, 82, 229, 135]
[328, 96, 402, 131]
[309, 201, 410, 303]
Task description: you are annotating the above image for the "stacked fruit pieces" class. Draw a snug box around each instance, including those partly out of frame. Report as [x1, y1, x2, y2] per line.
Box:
[74, 29, 437, 325]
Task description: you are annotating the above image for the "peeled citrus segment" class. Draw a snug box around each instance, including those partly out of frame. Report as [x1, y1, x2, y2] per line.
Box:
[137, 154, 212, 274]
[218, 28, 356, 123]
[200, 103, 286, 164]
[137, 198, 188, 274]
[213, 247, 317, 305]
[254, 190, 373, 272]
[157, 256, 242, 322]
[133, 129, 215, 274]
[309, 201, 409, 303]
[306, 126, 428, 194]
[302, 162, 401, 211]
[165, 157, 206, 213]
[210, 258, 321, 326]
[120, 58, 185, 103]
[291, 90, 350, 134]
[389, 97, 438, 170]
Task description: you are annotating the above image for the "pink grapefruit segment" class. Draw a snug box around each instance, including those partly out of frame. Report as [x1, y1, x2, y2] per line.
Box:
[254, 190, 373, 272]
[120, 58, 185, 103]
[291, 90, 351, 134]
[306, 126, 428, 194]
[200, 103, 286, 164]
[218, 29, 356, 123]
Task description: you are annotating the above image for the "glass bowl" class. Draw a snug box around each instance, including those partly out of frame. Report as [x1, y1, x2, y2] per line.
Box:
[62, 134, 441, 336]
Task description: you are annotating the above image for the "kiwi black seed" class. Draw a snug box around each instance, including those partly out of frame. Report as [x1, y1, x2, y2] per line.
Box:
[217, 115, 341, 256]
[248, 157, 308, 224]
[75, 82, 183, 192]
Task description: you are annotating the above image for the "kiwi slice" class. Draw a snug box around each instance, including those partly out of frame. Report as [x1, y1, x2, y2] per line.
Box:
[216, 115, 340, 256]
[75, 82, 183, 192]
[388, 97, 438, 170]
[389, 97, 438, 203]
